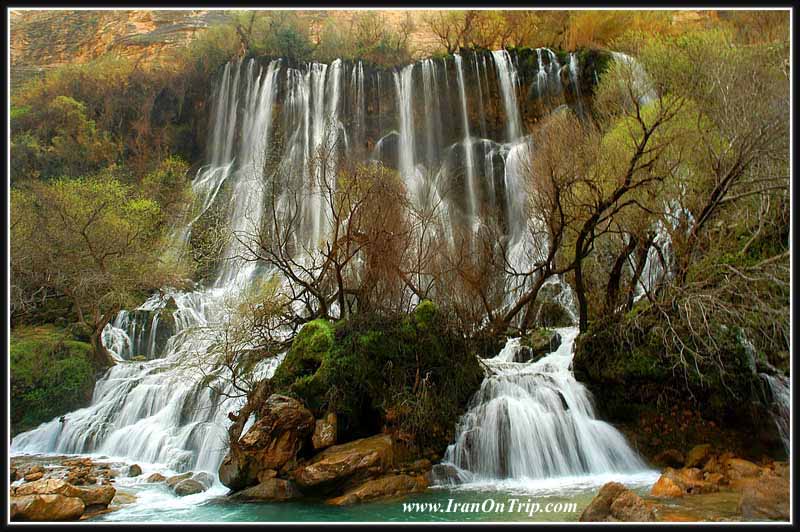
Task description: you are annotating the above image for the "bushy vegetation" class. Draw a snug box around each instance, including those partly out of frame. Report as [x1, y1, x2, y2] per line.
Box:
[10, 325, 96, 436]
[271, 302, 484, 453]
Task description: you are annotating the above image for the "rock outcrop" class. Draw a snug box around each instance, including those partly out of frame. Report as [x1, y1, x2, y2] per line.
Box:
[325, 474, 428, 506]
[312, 413, 337, 451]
[219, 394, 315, 491]
[293, 434, 395, 492]
[580, 482, 655, 522]
[231, 479, 303, 502]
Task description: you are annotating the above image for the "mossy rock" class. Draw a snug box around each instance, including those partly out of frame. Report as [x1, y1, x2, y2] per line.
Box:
[519, 328, 562, 362]
[572, 309, 783, 459]
[269, 302, 483, 454]
[10, 324, 96, 436]
[271, 319, 334, 392]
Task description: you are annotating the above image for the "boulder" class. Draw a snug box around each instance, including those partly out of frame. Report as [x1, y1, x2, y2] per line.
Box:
[312, 413, 337, 451]
[651, 475, 684, 498]
[684, 444, 713, 468]
[326, 474, 428, 506]
[192, 472, 215, 489]
[428, 463, 466, 486]
[146, 473, 166, 483]
[724, 458, 761, 480]
[608, 490, 656, 522]
[654, 467, 719, 496]
[165, 472, 192, 488]
[738, 474, 789, 521]
[653, 449, 684, 469]
[293, 434, 395, 491]
[10, 494, 85, 521]
[219, 394, 315, 491]
[231, 479, 302, 501]
[128, 464, 142, 477]
[579, 482, 627, 521]
[24, 472, 44, 482]
[11, 468, 18, 482]
[14, 478, 82, 499]
[173, 479, 207, 497]
[12, 477, 115, 510]
[75, 485, 116, 508]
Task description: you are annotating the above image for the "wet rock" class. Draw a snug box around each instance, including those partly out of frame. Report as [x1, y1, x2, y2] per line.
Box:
[76, 484, 116, 509]
[231, 479, 302, 501]
[656, 467, 719, 496]
[312, 412, 337, 451]
[145, 473, 166, 483]
[518, 329, 562, 362]
[165, 472, 192, 488]
[13, 478, 82, 499]
[11, 468, 18, 482]
[11, 494, 85, 521]
[128, 464, 142, 477]
[427, 463, 464, 486]
[651, 475, 684, 498]
[293, 434, 395, 491]
[653, 449, 684, 469]
[738, 474, 789, 521]
[579, 482, 627, 521]
[219, 394, 315, 491]
[111, 491, 137, 505]
[326, 474, 428, 506]
[685, 444, 712, 468]
[408, 459, 431, 473]
[724, 458, 761, 481]
[609, 490, 656, 522]
[192, 472, 215, 489]
[257, 469, 278, 483]
[173, 479, 207, 497]
[24, 472, 44, 482]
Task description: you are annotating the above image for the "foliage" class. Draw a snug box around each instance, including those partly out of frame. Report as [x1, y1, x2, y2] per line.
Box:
[271, 301, 484, 452]
[10, 325, 95, 435]
[11, 175, 187, 367]
[11, 95, 118, 181]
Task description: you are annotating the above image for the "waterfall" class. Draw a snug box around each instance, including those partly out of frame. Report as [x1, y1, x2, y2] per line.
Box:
[761, 373, 790, 454]
[610, 52, 657, 105]
[216, 60, 281, 289]
[394, 63, 420, 204]
[11, 60, 286, 475]
[438, 327, 648, 483]
[454, 53, 478, 222]
[492, 49, 522, 142]
[13, 50, 596, 482]
[569, 52, 586, 119]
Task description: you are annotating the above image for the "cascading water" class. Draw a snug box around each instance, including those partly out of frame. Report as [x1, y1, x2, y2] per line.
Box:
[13, 49, 658, 495]
[437, 326, 651, 486]
[11, 59, 287, 476]
[454, 53, 479, 222]
[761, 373, 790, 454]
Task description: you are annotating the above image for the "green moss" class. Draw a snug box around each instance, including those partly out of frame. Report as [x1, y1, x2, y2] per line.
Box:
[271, 302, 483, 453]
[11, 324, 96, 436]
[271, 319, 334, 390]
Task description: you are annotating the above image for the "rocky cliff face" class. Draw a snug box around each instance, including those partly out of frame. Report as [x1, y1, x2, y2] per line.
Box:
[10, 10, 231, 85]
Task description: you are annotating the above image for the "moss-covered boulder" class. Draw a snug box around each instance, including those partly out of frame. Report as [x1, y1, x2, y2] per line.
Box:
[573, 309, 785, 460]
[10, 325, 95, 436]
[270, 301, 484, 455]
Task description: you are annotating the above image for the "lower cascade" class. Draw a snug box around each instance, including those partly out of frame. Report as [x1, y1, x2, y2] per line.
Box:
[437, 327, 649, 484]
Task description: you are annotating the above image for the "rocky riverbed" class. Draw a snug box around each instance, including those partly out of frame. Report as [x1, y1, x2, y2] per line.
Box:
[580, 444, 790, 522]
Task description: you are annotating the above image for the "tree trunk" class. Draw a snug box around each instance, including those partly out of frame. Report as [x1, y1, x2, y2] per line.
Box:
[605, 235, 638, 314]
[90, 328, 116, 371]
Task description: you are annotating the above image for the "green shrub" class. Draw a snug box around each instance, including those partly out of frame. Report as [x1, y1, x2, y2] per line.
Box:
[10, 325, 96, 435]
